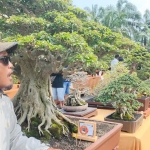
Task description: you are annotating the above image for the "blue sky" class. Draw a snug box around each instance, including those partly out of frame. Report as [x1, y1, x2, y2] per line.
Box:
[72, 0, 150, 15]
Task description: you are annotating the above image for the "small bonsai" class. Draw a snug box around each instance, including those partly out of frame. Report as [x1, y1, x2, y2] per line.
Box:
[64, 72, 88, 106]
[95, 74, 150, 120]
[136, 81, 150, 98]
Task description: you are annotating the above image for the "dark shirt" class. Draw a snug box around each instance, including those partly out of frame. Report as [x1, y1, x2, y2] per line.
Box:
[50, 73, 63, 88]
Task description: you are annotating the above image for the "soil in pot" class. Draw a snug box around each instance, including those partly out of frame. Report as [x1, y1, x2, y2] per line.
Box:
[49, 118, 116, 150]
[106, 113, 142, 121]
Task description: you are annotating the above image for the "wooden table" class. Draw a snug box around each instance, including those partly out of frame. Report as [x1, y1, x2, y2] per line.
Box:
[92, 109, 150, 150]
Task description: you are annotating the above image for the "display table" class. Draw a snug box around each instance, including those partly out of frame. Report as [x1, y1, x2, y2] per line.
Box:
[92, 109, 150, 150]
[62, 107, 98, 118]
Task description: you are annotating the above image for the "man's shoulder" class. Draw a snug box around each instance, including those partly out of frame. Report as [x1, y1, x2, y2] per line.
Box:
[111, 59, 118, 64]
[1, 94, 12, 105]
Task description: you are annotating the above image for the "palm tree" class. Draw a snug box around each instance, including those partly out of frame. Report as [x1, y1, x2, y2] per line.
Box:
[141, 10, 150, 50]
[84, 4, 105, 23]
[84, 0, 142, 39]
[84, 0, 150, 50]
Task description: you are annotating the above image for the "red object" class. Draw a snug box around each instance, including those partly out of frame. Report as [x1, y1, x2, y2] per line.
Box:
[80, 125, 88, 135]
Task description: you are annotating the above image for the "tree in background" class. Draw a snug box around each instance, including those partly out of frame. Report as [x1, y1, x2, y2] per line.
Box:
[84, 0, 150, 50]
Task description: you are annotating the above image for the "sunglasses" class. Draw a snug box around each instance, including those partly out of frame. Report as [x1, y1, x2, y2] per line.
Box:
[0, 56, 11, 65]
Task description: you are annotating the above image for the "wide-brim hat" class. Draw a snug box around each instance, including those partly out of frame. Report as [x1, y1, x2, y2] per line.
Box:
[0, 42, 18, 54]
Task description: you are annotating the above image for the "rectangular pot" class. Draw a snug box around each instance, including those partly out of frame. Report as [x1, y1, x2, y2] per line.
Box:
[137, 97, 150, 111]
[104, 113, 143, 133]
[67, 116, 123, 150]
[82, 95, 114, 109]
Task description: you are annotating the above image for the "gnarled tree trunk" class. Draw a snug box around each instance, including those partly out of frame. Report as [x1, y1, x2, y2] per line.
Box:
[12, 50, 76, 136]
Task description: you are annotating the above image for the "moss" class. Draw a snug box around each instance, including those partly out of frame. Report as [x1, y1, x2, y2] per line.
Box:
[22, 117, 51, 141]
[22, 116, 77, 142]
[49, 123, 63, 139]
[71, 125, 78, 133]
[63, 119, 78, 133]
[42, 130, 51, 140]
[31, 117, 41, 125]
[23, 128, 40, 139]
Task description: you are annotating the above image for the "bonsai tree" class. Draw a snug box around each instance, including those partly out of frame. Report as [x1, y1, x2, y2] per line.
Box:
[136, 81, 150, 98]
[95, 74, 150, 120]
[64, 72, 88, 107]
[0, 0, 149, 140]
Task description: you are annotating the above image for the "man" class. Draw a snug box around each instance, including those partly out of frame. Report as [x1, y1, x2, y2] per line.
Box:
[110, 54, 119, 71]
[0, 42, 61, 150]
[50, 71, 64, 109]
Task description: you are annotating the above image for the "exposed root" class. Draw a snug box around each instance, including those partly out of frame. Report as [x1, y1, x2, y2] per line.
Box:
[18, 102, 29, 125]
[13, 79, 77, 137]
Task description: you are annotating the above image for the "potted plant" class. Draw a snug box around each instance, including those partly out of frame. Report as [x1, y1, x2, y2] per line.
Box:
[136, 81, 150, 111]
[63, 72, 89, 112]
[63, 88, 88, 112]
[3, 75, 20, 99]
[95, 74, 148, 133]
[23, 116, 122, 150]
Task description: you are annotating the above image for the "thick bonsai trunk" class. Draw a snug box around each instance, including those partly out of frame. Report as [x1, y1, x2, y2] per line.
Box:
[12, 72, 74, 136]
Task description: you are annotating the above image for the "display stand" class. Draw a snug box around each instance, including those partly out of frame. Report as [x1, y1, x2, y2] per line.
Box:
[72, 120, 97, 142]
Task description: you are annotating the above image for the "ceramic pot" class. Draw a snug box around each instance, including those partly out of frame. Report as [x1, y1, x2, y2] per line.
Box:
[63, 103, 88, 112]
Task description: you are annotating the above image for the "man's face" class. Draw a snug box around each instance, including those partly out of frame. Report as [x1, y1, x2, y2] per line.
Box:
[0, 51, 14, 89]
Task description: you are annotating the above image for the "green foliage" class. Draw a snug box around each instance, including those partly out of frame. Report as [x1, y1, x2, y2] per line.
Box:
[137, 81, 150, 97]
[49, 123, 63, 139]
[86, 60, 109, 75]
[94, 63, 129, 93]
[52, 15, 82, 33]
[46, 0, 70, 12]
[22, 117, 50, 141]
[5, 15, 49, 35]
[1, 0, 149, 94]
[22, 117, 64, 141]
[54, 32, 92, 54]
[95, 74, 149, 120]
[12, 75, 20, 84]
[68, 6, 89, 20]
[1, 0, 148, 73]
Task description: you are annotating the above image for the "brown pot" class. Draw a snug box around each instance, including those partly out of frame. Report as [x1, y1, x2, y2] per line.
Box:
[137, 97, 150, 111]
[104, 112, 143, 133]
[12, 84, 20, 89]
[82, 96, 114, 109]
[87, 101, 114, 109]
[4, 88, 19, 99]
[67, 116, 123, 150]
[63, 103, 88, 112]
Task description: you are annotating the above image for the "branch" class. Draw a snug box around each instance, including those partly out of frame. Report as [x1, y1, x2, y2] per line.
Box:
[12, 1, 35, 16]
